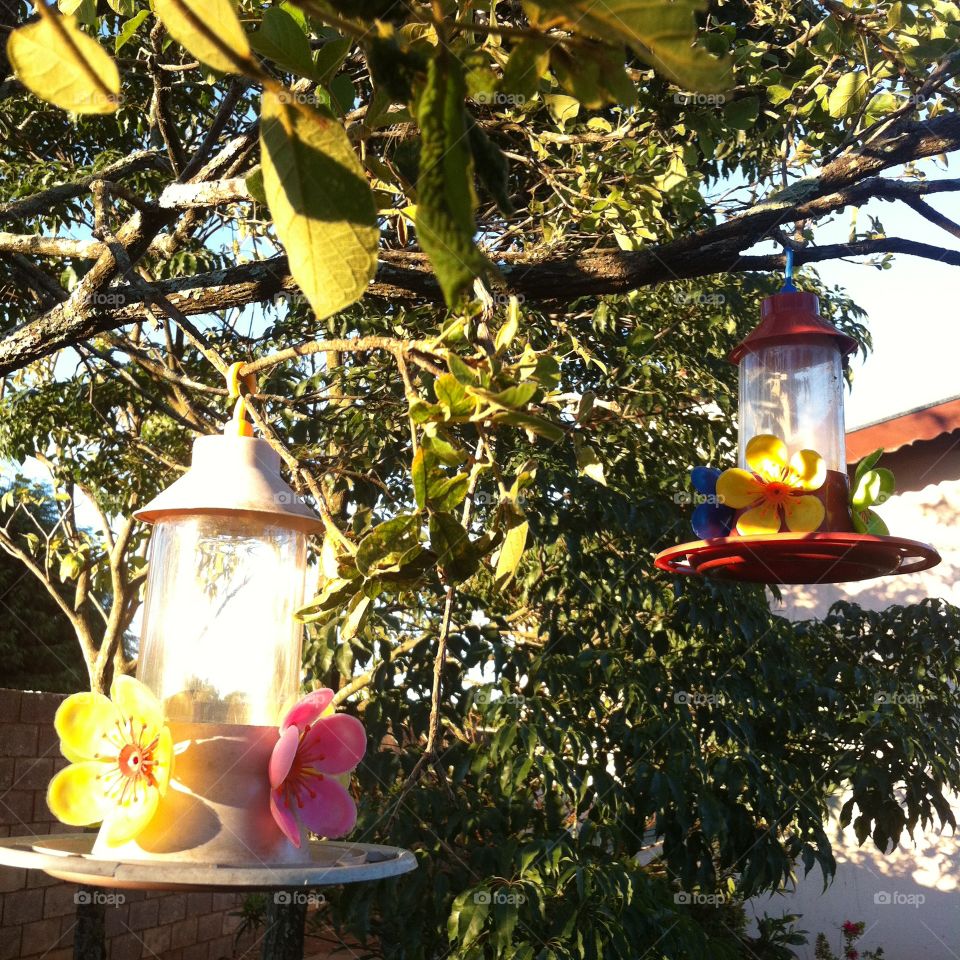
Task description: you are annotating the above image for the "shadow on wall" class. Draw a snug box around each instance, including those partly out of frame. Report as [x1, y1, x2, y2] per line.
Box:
[754, 479, 960, 959]
[775, 482, 960, 618]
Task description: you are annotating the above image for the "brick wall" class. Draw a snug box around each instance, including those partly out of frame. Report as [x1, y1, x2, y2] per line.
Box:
[0, 689, 345, 960]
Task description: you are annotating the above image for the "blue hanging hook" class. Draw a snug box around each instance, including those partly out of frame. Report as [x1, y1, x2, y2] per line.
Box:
[781, 247, 797, 292]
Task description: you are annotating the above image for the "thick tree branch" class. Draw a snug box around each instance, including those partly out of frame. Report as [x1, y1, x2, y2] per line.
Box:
[1, 113, 959, 374]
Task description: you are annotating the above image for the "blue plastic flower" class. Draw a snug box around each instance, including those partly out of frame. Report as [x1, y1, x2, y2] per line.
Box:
[690, 467, 735, 539]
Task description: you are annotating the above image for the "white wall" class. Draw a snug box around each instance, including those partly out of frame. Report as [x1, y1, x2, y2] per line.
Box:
[749, 479, 960, 959]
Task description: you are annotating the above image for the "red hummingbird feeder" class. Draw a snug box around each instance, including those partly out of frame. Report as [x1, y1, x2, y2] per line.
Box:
[655, 286, 941, 584]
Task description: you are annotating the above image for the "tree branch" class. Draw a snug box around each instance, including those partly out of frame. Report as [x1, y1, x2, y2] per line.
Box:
[1, 113, 959, 374]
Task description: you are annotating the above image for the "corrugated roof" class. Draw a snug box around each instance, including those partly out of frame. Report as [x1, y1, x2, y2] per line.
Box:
[846, 394, 960, 463]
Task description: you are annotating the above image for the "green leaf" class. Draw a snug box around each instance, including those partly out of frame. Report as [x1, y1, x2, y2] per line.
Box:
[115, 10, 150, 53]
[500, 39, 550, 100]
[576, 443, 607, 485]
[297, 577, 357, 619]
[495, 297, 521, 353]
[59, 553, 82, 582]
[852, 467, 895, 508]
[468, 382, 538, 410]
[828, 72, 872, 119]
[314, 35, 353, 85]
[447, 353, 479, 386]
[245, 166, 266, 204]
[250, 7, 316, 78]
[467, 116, 514, 216]
[491, 410, 565, 442]
[421, 434, 467, 467]
[534, 0, 730, 91]
[7, 14, 121, 114]
[260, 91, 378, 321]
[495, 520, 528, 588]
[429, 512, 486, 583]
[544, 93, 580, 125]
[415, 52, 490, 305]
[435, 374, 477, 419]
[852, 507, 889, 537]
[341, 592, 371, 642]
[412, 447, 428, 510]
[153, 0, 252, 75]
[59, 0, 96, 28]
[355, 514, 420, 576]
[429, 473, 470, 512]
[853, 447, 885, 487]
[724, 96, 759, 130]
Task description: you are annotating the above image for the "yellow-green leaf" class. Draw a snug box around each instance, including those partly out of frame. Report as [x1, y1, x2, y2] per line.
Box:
[576, 444, 607, 486]
[495, 520, 529, 588]
[153, 0, 251, 75]
[828, 72, 872, 119]
[7, 14, 121, 114]
[534, 0, 729, 92]
[260, 91, 378, 321]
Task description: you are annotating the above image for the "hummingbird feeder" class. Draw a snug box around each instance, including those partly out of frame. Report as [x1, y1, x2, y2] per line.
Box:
[655, 278, 941, 585]
[0, 366, 415, 889]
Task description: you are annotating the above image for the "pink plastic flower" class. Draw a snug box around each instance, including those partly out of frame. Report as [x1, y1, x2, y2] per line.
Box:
[268, 689, 366, 846]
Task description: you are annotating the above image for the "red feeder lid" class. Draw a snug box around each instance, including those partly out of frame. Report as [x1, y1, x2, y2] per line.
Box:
[728, 291, 858, 365]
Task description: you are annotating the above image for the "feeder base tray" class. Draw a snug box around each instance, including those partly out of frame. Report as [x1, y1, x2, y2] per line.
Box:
[654, 532, 940, 584]
[0, 834, 416, 891]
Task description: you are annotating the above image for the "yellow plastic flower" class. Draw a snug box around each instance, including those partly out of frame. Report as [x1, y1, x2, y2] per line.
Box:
[47, 676, 173, 845]
[716, 434, 826, 536]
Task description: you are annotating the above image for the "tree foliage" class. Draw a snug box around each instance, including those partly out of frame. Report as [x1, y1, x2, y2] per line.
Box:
[1, 1, 960, 958]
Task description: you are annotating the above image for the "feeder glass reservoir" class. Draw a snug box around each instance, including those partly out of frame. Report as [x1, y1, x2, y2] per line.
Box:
[137, 513, 307, 725]
[738, 338, 846, 472]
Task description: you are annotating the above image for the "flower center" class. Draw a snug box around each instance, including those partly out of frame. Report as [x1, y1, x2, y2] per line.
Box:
[117, 743, 144, 778]
[763, 481, 792, 505]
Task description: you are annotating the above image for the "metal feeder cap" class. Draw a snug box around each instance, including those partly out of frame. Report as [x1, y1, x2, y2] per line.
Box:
[134, 434, 323, 534]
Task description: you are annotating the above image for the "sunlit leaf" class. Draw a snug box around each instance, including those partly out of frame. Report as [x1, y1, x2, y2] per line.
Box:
[7, 14, 121, 114]
[153, 0, 251, 75]
[260, 91, 378, 321]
